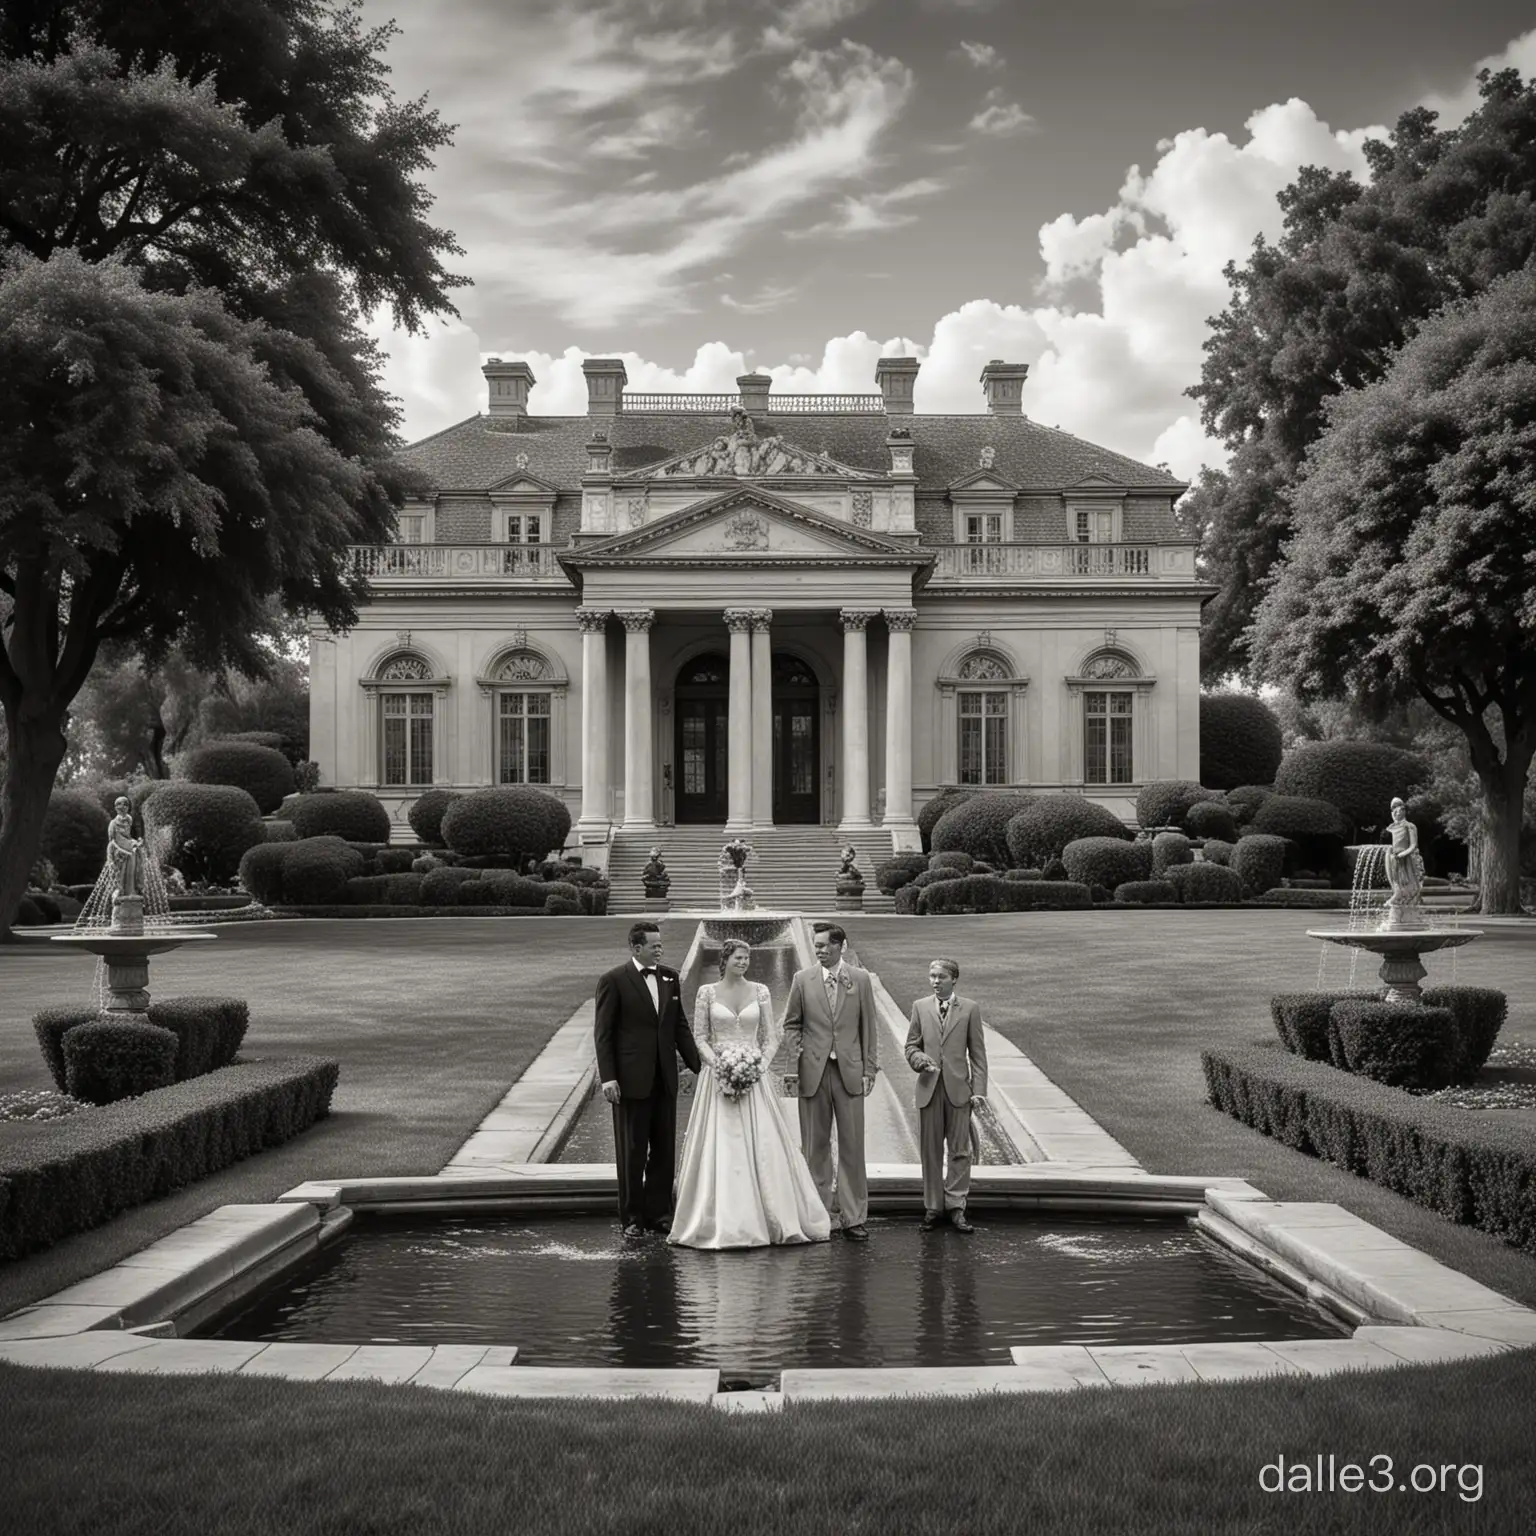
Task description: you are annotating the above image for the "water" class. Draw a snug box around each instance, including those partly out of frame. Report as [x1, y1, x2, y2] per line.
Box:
[204, 1211, 1344, 1380]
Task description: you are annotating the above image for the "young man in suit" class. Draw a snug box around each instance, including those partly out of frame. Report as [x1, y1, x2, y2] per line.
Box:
[595, 922, 702, 1239]
[904, 956, 988, 1233]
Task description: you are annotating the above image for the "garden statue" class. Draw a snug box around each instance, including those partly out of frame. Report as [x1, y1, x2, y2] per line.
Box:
[107, 797, 141, 901]
[642, 846, 671, 899]
[1383, 797, 1425, 919]
[835, 844, 865, 912]
[718, 839, 755, 912]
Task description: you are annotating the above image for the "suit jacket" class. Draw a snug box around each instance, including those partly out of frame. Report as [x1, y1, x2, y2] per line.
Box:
[594, 961, 702, 1099]
[782, 962, 879, 1098]
[904, 994, 988, 1109]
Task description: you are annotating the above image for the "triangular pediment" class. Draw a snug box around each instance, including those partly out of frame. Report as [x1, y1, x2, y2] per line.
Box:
[486, 471, 560, 496]
[1063, 473, 1127, 492]
[948, 470, 1018, 493]
[636, 428, 876, 482]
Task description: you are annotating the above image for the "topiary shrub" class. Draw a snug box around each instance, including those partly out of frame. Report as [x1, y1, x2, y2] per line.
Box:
[1114, 880, 1177, 905]
[931, 792, 1036, 868]
[407, 788, 461, 846]
[1151, 832, 1194, 877]
[876, 853, 929, 894]
[64, 1020, 179, 1105]
[40, 791, 111, 885]
[181, 741, 296, 815]
[1166, 862, 1245, 903]
[34, 1007, 100, 1092]
[1275, 741, 1429, 839]
[1231, 833, 1288, 895]
[441, 787, 572, 865]
[1041, 858, 1068, 881]
[238, 842, 290, 904]
[545, 895, 581, 915]
[909, 867, 965, 892]
[1185, 801, 1239, 843]
[928, 850, 975, 874]
[282, 837, 365, 905]
[342, 875, 389, 904]
[920, 876, 1091, 914]
[146, 997, 249, 1080]
[918, 786, 979, 852]
[421, 866, 481, 906]
[1226, 785, 1273, 827]
[377, 848, 419, 875]
[1061, 837, 1153, 891]
[1135, 781, 1222, 832]
[1250, 795, 1348, 872]
[12, 896, 45, 926]
[893, 883, 922, 914]
[290, 790, 393, 844]
[1003, 867, 1044, 881]
[1329, 1001, 1457, 1090]
[1199, 692, 1284, 791]
[476, 872, 550, 907]
[1005, 797, 1129, 868]
[144, 783, 265, 884]
[1421, 986, 1508, 1085]
[383, 873, 426, 905]
[559, 865, 603, 886]
[262, 820, 298, 843]
[1269, 992, 1377, 1060]
[1202, 838, 1235, 866]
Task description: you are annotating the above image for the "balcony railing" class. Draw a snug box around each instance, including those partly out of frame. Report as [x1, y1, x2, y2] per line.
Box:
[929, 543, 1195, 581]
[619, 391, 886, 414]
[347, 544, 570, 583]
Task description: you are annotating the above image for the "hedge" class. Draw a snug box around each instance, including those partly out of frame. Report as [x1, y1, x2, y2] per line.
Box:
[40, 791, 111, 885]
[918, 786, 978, 852]
[1249, 888, 1353, 909]
[1061, 837, 1152, 891]
[407, 788, 461, 846]
[343, 875, 389, 905]
[930, 792, 1035, 868]
[1114, 880, 1178, 905]
[1249, 795, 1348, 869]
[1005, 797, 1128, 868]
[1275, 741, 1429, 837]
[1184, 801, 1239, 843]
[238, 842, 289, 905]
[63, 1020, 180, 1105]
[282, 837, 366, 905]
[929, 850, 975, 874]
[876, 853, 929, 894]
[1231, 834, 1287, 895]
[1333, 1000, 1458, 1089]
[1226, 785, 1273, 826]
[1002, 867, 1044, 881]
[1202, 1044, 1536, 1252]
[441, 786, 572, 863]
[143, 782, 266, 884]
[1151, 831, 1194, 877]
[908, 867, 965, 892]
[1201, 838, 1235, 866]
[0, 1056, 339, 1260]
[34, 1007, 101, 1093]
[421, 866, 482, 905]
[1134, 781, 1222, 832]
[262, 820, 299, 843]
[11, 896, 45, 926]
[290, 790, 393, 844]
[271, 905, 552, 919]
[893, 884, 922, 915]
[1269, 992, 1377, 1061]
[145, 996, 250, 1080]
[1199, 693, 1284, 791]
[1423, 986, 1508, 1084]
[918, 875, 1091, 914]
[181, 741, 296, 815]
[1166, 862, 1245, 903]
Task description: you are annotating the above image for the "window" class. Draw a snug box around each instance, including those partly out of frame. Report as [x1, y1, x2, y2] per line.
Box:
[962, 511, 1004, 574]
[382, 693, 434, 785]
[1084, 691, 1133, 785]
[499, 513, 544, 576]
[959, 691, 1008, 785]
[396, 512, 426, 544]
[503, 513, 542, 544]
[497, 692, 551, 784]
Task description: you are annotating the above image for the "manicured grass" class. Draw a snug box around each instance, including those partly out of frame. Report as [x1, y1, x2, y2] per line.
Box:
[850, 912, 1536, 1307]
[4, 1350, 1529, 1535]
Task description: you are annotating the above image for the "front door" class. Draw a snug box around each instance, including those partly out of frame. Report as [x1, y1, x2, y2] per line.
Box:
[772, 654, 820, 824]
[674, 654, 730, 824]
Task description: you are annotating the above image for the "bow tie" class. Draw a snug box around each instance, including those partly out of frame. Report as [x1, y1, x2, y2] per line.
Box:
[640, 967, 658, 977]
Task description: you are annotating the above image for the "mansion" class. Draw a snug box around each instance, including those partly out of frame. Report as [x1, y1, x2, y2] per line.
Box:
[309, 357, 1208, 868]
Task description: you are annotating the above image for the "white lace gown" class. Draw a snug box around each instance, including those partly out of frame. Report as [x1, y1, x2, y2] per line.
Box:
[669, 982, 833, 1250]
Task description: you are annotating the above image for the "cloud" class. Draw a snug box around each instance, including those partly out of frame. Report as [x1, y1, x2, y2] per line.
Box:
[956, 40, 1003, 70]
[969, 87, 1034, 136]
[761, 0, 873, 52]
[1421, 26, 1536, 124]
[585, 102, 700, 160]
[787, 175, 948, 238]
[720, 283, 800, 314]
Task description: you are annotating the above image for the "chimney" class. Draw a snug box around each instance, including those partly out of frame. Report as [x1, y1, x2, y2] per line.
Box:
[582, 357, 628, 418]
[875, 357, 920, 417]
[736, 372, 771, 417]
[482, 357, 535, 420]
[979, 359, 1029, 415]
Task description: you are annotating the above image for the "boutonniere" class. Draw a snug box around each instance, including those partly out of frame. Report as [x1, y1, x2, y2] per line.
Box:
[839, 971, 854, 992]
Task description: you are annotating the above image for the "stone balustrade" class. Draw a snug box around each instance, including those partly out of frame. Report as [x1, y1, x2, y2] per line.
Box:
[346, 544, 570, 583]
[929, 543, 1195, 581]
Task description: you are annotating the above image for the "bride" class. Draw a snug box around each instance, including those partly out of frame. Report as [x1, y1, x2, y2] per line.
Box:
[669, 939, 832, 1250]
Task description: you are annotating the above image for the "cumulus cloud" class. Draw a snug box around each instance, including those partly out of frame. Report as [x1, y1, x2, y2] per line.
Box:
[956, 40, 1003, 70]
[1421, 26, 1536, 124]
[969, 87, 1034, 136]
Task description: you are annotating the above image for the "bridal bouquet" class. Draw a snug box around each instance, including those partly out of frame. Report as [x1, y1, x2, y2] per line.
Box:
[713, 1043, 764, 1099]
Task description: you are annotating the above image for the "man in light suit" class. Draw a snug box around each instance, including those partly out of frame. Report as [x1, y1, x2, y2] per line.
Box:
[904, 956, 988, 1233]
[782, 924, 879, 1241]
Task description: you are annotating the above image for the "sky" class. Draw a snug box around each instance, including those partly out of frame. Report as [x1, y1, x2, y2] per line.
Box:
[360, 0, 1536, 481]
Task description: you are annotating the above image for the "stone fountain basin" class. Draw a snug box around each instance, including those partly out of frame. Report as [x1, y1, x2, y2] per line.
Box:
[50, 932, 219, 958]
[1306, 927, 1481, 956]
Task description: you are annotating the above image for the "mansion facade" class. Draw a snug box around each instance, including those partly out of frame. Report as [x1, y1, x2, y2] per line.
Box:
[309, 357, 1209, 862]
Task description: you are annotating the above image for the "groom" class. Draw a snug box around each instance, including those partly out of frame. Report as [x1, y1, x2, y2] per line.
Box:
[782, 924, 879, 1241]
[595, 922, 702, 1239]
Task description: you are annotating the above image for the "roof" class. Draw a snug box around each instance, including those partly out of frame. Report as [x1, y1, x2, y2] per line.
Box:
[397, 412, 1186, 497]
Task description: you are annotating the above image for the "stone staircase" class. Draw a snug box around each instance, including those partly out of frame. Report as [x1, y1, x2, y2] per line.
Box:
[607, 826, 897, 914]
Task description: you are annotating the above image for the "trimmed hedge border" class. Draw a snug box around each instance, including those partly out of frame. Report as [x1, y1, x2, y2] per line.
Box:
[1203, 1044, 1536, 1254]
[270, 904, 559, 918]
[0, 1057, 339, 1260]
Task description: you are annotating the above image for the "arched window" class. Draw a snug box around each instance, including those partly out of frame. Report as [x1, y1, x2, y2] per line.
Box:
[373, 652, 436, 785]
[1072, 649, 1146, 787]
[491, 651, 551, 784]
[956, 651, 1011, 785]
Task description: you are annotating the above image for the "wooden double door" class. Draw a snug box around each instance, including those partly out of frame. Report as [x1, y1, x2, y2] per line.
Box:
[672, 653, 820, 824]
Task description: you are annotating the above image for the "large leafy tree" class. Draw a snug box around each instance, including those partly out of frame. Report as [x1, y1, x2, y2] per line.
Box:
[1250, 268, 1536, 914]
[1190, 69, 1536, 680]
[0, 1, 463, 932]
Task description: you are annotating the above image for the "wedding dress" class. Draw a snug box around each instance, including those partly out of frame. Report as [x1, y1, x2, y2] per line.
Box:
[668, 982, 833, 1250]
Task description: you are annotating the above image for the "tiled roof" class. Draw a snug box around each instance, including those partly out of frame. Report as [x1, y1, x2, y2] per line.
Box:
[399, 412, 1185, 497]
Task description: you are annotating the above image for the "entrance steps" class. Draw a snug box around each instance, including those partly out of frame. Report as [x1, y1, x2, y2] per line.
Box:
[607, 826, 897, 913]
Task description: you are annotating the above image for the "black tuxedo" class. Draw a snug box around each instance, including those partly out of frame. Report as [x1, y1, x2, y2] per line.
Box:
[594, 959, 702, 1226]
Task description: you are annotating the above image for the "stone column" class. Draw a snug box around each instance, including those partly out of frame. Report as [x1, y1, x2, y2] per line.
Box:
[616, 609, 656, 829]
[576, 607, 610, 831]
[749, 610, 774, 829]
[882, 608, 919, 847]
[724, 609, 755, 833]
[839, 609, 878, 830]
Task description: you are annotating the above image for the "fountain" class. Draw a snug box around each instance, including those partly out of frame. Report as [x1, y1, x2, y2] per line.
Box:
[50, 796, 216, 1021]
[1309, 799, 1479, 1004]
[690, 838, 792, 946]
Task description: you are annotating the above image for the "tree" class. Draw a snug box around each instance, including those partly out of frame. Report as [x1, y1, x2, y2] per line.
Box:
[0, 3, 463, 935]
[1191, 70, 1536, 679]
[1250, 268, 1536, 914]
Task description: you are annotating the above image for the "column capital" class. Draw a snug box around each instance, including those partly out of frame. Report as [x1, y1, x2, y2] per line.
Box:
[745, 608, 774, 632]
[839, 608, 880, 633]
[883, 607, 918, 632]
[575, 607, 610, 635]
[613, 608, 655, 633]
[723, 607, 758, 634]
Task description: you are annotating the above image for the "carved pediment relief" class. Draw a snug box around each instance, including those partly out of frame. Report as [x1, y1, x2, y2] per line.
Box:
[641, 406, 873, 481]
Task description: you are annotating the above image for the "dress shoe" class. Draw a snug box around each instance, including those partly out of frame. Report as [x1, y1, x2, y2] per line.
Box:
[647, 1217, 672, 1235]
[949, 1211, 975, 1234]
[622, 1222, 646, 1240]
[920, 1211, 944, 1231]
[841, 1224, 869, 1242]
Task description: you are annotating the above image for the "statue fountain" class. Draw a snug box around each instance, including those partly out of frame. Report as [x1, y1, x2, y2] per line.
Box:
[50, 797, 216, 1022]
[1309, 799, 1480, 1004]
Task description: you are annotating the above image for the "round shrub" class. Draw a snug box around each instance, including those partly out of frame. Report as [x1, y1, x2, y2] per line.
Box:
[1274, 741, 1429, 837]
[909, 866, 965, 891]
[1151, 832, 1194, 878]
[146, 997, 249, 1080]
[477, 873, 550, 907]
[1061, 837, 1153, 891]
[181, 741, 295, 814]
[1184, 801, 1238, 843]
[1166, 862, 1245, 903]
[412, 853, 441, 873]
[929, 850, 975, 874]
[876, 853, 929, 894]
[1134, 781, 1222, 832]
[383, 872, 426, 905]
[290, 790, 392, 844]
[918, 786, 978, 852]
[1005, 796, 1128, 868]
[342, 875, 389, 904]
[930, 792, 1035, 868]
[1042, 859, 1068, 881]
[421, 866, 481, 905]
[920, 876, 1091, 914]
[262, 820, 299, 843]
[144, 782, 265, 884]
[1199, 693, 1284, 791]
[545, 896, 581, 915]
[893, 883, 922, 915]
[376, 848, 419, 875]
[408, 788, 461, 846]
[11, 896, 45, 926]
[1231, 834, 1287, 895]
[63, 1019, 178, 1105]
[27, 892, 62, 923]
[1330, 1001, 1457, 1090]
[1201, 838, 1234, 866]
[34, 1006, 99, 1092]
[1250, 795, 1348, 870]
[1114, 880, 1177, 905]
[1226, 785, 1273, 826]
[559, 865, 603, 886]
[282, 837, 365, 905]
[1269, 993, 1376, 1061]
[40, 790, 110, 885]
[238, 842, 291, 904]
[441, 787, 572, 864]
[1003, 867, 1044, 881]
[1421, 986, 1508, 1084]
